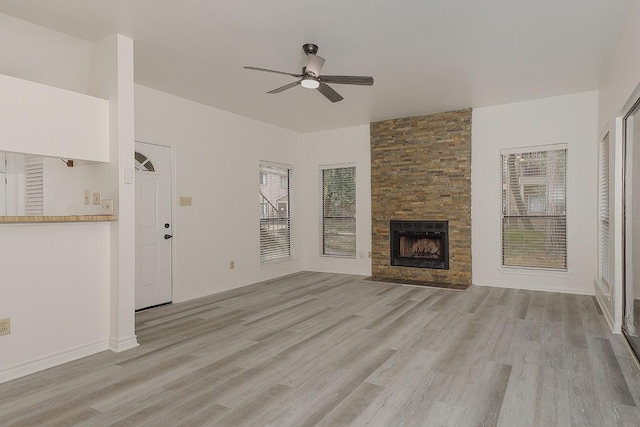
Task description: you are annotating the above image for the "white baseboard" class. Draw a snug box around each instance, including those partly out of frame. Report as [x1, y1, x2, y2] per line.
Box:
[109, 335, 139, 352]
[473, 280, 595, 296]
[594, 287, 617, 333]
[0, 340, 109, 384]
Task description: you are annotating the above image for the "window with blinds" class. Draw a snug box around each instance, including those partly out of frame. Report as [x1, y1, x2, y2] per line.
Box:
[259, 162, 291, 264]
[599, 133, 610, 287]
[501, 145, 567, 270]
[24, 155, 44, 215]
[321, 166, 356, 257]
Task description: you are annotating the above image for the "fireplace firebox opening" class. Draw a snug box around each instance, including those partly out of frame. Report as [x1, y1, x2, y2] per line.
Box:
[390, 220, 449, 269]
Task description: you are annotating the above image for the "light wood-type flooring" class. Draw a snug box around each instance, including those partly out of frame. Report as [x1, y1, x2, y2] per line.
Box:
[1, 271, 640, 426]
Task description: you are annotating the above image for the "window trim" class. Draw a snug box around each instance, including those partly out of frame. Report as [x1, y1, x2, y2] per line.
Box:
[259, 161, 293, 265]
[500, 143, 568, 272]
[319, 163, 357, 259]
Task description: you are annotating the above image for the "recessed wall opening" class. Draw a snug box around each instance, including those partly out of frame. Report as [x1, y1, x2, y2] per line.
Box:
[390, 220, 449, 269]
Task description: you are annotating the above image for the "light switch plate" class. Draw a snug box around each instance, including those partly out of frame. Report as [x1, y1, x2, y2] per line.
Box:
[101, 199, 114, 214]
[92, 192, 101, 205]
[179, 196, 192, 206]
[124, 168, 134, 184]
[84, 190, 90, 205]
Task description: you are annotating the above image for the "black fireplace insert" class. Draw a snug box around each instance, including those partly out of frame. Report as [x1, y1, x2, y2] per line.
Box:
[390, 220, 449, 269]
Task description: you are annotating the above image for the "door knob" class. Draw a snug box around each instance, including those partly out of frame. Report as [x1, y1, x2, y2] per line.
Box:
[164, 234, 173, 240]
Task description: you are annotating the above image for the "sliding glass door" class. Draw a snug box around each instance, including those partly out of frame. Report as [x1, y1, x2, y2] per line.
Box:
[623, 99, 640, 358]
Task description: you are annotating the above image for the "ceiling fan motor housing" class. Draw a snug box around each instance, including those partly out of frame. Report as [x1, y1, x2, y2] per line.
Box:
[302, 43, 319, 56]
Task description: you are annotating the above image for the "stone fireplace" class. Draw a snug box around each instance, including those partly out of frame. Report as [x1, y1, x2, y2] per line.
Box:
[370, 109, 471, 287]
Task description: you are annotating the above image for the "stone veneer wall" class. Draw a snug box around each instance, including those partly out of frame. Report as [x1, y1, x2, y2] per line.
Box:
[370, 109, 472, 286]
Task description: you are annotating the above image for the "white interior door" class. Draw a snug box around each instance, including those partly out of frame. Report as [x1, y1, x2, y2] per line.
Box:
[135, 142, 173, 310]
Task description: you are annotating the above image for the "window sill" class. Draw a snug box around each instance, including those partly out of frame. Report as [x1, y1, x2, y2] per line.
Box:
[499, 266, 571, 278]
[320, 254, 357, 261]
[260, 256, 295, 268]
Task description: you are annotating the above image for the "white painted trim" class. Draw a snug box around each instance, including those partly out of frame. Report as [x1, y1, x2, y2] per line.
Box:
[500, 142, 568, 155]
[0, 340, 109, 384]
[499, 267, 571, 278]
[109, 335, 139, 352]
[170, 144, 178, 304]
[614, 116, 625, 332]
[473, 280, 594, 296]
[594, 277, 612, 299]
[318, 161, 357, 170]
[595, 281, 618, 333]
[259, 160, 294, 170]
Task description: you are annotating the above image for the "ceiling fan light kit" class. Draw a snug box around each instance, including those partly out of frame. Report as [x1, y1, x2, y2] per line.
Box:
[244, 43, 374, 102]
[300, 76, 320, 89]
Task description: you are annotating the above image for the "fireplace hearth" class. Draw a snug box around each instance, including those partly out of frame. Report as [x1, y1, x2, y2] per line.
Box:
[390, 220, 449, 269]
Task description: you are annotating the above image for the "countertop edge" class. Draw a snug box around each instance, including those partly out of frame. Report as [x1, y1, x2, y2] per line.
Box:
[0, 215, 118, 223]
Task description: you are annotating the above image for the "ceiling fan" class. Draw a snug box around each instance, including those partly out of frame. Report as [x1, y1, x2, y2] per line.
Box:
[243, 43, 374, 103]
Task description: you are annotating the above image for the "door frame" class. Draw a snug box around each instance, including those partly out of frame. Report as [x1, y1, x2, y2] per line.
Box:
[618, 81, 640, 365]
[135, 140, 179, 305]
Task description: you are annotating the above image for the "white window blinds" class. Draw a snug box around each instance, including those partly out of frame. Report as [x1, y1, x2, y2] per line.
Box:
[599, 133, 610, 286]
[500, 146, 567, 270]
[259, 162, 291, 264]
[24, 155, 44, 215]
[322, 166, 356, 257]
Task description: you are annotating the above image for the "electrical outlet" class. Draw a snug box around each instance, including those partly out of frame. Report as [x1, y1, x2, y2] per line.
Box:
[92, 192, 101, 205]
[0, 318, 10, 336]
[84, 190, 90, 205]
[101, 199, 114, 214]
[368, 251, 372, 258]
[229, 261, 235, 269]
[179, 196, 192, 207]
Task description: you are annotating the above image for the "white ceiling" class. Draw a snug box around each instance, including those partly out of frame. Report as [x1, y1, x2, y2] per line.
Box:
[0, 0, 633, 133]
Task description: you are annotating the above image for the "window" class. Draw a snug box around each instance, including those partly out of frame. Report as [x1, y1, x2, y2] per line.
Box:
[599, 133, 610, 287]
[501, 145, 567, 270]
[135, 152, 155, 172]
[259, 162, 291, 263]
[277, 201, 288, 216]
[321, 166, 356, 257]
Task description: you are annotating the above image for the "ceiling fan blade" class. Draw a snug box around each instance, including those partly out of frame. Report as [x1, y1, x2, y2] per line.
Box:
[305, 54, 325, 78]
[244, 66, 303, 78]
[319, 75, 374, 86]
[317, 83, 343, 103]
[267, 80, 300, 94]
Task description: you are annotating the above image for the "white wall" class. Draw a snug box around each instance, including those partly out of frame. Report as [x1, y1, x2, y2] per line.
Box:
[0, 18, 132, 382]
[596, 0, 640, 332]
[0, 13, 93, 94]
[300, 125, 372, 275]
[0, 224, 111, 383]
[43, 158, 111, 216]
[134, 85, 304, 302]
[472, 91, 598, 294]
[0, 73, 109, 162]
